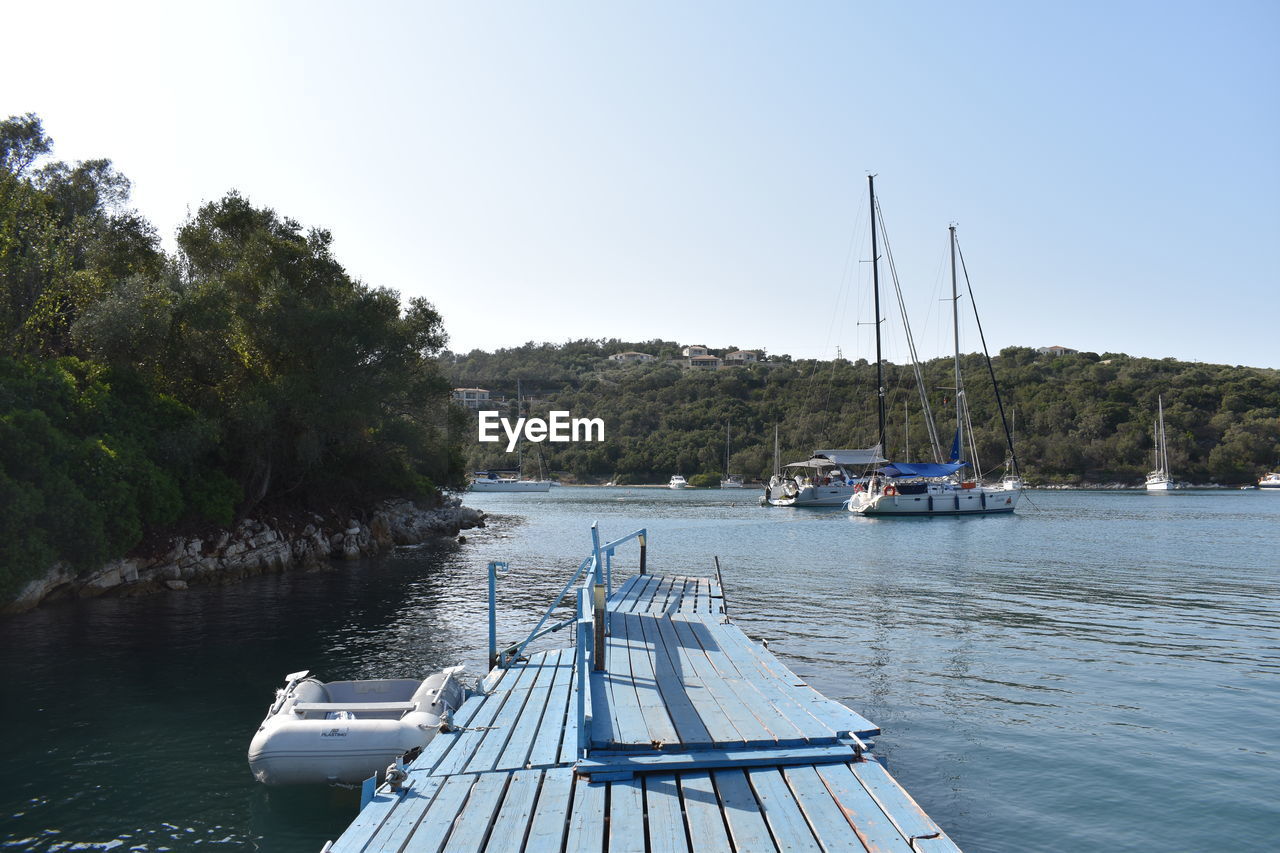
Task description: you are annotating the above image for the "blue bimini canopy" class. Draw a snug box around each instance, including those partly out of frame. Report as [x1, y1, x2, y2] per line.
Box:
[879, 461, 966, 478]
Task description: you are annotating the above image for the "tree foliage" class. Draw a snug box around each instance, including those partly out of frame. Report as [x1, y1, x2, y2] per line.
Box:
[446, 341, 1280, 486]
[0, 115, 463, 600]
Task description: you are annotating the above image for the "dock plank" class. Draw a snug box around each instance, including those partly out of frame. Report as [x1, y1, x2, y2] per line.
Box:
[679, 771, 733, 852]
[851, 759, 961, 851]
[565, 778, 606, 852]
[621, 612, 681, 747]
[645, 615, 714, 748]
[644, 773, 691, 852]
[712, 769, 777, 852]
[600, 617, 649, 747]
[612, 574, 656, 614]
[650, 613, 750, 746]
[352, 775, 448, 853]
[464, 658, 544, 773]
[525, 768, 575, 851]
[441, 771, 509, 853]
[667, 615, 797, 746]
[528, 649, 573, 768]
[746, 767, 822, 852]
[782, 766, 870, 853]
[496, 660, 556, 770]
[607, 778, 645, 852]
[482, 769, 542, 852]
[398, 773, 474, 853]
[694, 618, 879, 739]
[812, 763, 919, 851]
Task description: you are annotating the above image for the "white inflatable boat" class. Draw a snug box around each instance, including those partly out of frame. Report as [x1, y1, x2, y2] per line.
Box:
[247, 667, 465, 786]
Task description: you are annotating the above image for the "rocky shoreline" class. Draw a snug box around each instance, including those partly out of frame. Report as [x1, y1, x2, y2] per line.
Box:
[1, 497, 485, 617]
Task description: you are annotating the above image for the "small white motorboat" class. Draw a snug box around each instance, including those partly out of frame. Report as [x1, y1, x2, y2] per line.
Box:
[247, 667, 465, 786]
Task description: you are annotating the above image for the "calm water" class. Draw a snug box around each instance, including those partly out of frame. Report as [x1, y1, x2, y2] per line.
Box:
[1, 488, 1277, 852]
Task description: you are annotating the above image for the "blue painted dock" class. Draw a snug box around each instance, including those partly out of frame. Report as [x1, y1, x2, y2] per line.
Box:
[327, 529, 960, 851]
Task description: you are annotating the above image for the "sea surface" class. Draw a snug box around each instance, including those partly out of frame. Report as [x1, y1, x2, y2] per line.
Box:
[1, 488, 1277, 852]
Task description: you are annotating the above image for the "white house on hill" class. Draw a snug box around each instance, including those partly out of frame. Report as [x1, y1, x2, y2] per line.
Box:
[452, 388, 490, 409]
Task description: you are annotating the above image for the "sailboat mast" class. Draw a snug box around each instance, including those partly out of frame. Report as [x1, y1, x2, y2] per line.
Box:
[950, 225, 962, 468]
[1158, 395, 1168, 474]
[869, 175, 886, 454]
[724, 420, 730, 475]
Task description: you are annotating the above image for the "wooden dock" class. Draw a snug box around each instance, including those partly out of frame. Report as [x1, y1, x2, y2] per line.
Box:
[327, 529, 960, 852]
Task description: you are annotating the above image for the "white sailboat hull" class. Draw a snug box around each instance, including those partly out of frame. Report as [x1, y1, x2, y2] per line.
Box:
[1145, 477, 1175, 491]
[470, 478, 552, 492]
[848, 484, 1020, 516]
[768, 483, 857, 507]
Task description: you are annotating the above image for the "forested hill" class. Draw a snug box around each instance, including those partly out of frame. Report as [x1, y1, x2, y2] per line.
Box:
[446, 340, 1280, 486]
[0, 114, 464, 600]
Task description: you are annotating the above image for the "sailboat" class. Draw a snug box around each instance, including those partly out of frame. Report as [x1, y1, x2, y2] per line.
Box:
[720, 421, 744, 488]
[1144, 395, 1176, 491]
[847, 176, 1021, 517]
[470, 380, 552, 492]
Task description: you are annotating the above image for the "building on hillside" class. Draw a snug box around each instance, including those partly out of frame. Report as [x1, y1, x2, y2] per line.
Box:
[681, 345, 710, 357]
[725, 350, 760, 364]
[1036, 345, 1079, 356]
[687, 354, 722, 370]
[452, 387, 491, 409]
[609, 351, 656, 363]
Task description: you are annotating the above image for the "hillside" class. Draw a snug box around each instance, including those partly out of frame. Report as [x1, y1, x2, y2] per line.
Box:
[445, 340, 1280, 485]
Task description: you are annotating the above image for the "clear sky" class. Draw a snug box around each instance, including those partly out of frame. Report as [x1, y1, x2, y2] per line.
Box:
[6, 1, 1278, 368]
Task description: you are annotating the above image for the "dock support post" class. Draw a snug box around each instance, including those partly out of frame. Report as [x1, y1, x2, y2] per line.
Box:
[593, 581, 606, 671]
[577, 586, 591, 757]
[487, 561, 500, 669]
[639, 533, 647, 575]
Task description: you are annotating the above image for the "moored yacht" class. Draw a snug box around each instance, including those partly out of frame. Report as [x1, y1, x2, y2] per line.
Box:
[668, 474, 689, 489]
[470, 471, 552, 492]
[1145, 395, 1176, 491]
[1259, 472, 1280, 489]
[849, 471, 1019, 516]
[766, 448, 883, 507]
[845, 180, 1022, 518]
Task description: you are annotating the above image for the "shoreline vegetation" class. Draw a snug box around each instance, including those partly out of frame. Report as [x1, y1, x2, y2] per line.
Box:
[448, 341, 1280, 488]
[1, 114, 468, 609]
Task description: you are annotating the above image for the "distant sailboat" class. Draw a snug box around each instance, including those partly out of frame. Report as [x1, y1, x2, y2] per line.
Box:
[1145, 395, 1176, 491]
[470, 379, 552, 492]
[721, 421, 744, 488]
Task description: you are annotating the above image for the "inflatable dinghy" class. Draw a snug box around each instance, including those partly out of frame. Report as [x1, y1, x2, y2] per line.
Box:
[247, 666, 465, 786]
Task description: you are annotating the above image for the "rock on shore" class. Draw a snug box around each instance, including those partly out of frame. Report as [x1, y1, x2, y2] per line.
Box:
[1, 497, 485, 616]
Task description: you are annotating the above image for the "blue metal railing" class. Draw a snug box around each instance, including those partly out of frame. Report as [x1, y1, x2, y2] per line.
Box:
[486, 524, 648, 758]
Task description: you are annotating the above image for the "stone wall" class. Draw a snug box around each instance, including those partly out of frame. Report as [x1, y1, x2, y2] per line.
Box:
[1, 497, 485, 616]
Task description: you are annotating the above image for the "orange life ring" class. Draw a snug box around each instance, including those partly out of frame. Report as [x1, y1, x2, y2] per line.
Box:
[884, 484, 897, 496]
